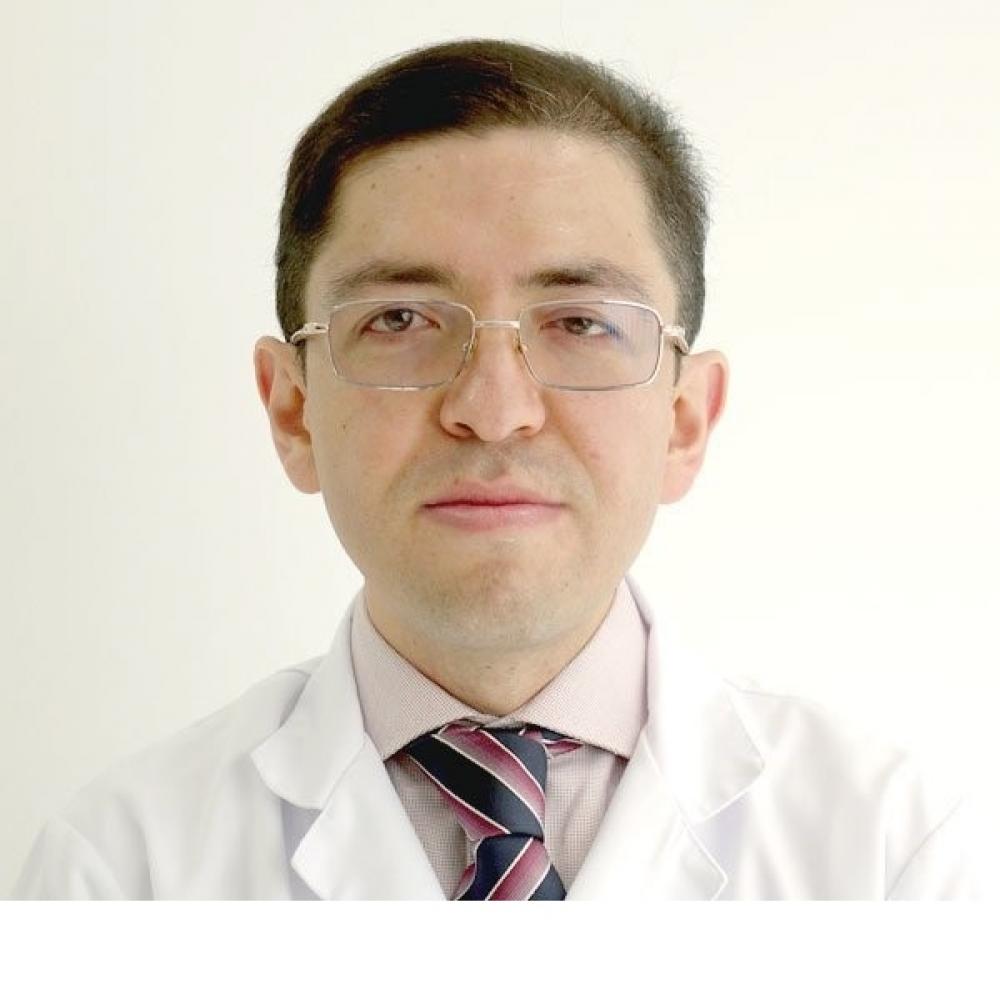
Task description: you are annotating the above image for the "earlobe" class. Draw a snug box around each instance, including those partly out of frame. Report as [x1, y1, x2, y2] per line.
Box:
[252, 337, 321, 494]
[659, 351, 729, 504]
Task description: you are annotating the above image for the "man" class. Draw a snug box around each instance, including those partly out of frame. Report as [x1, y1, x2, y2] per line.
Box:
[13, 39, 978, 900]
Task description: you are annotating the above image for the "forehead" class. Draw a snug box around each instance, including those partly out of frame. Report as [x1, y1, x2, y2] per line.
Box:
[306, 127, 676, 312]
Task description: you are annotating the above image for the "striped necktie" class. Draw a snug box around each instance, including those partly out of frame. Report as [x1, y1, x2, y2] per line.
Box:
[402, 721, 582, 900]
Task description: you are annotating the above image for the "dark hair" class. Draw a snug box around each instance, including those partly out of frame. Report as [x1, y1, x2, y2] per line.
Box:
[275, 38, 710, 382]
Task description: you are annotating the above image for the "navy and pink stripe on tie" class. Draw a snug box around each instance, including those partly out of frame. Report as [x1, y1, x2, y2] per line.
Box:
[402, 722, 582, 900]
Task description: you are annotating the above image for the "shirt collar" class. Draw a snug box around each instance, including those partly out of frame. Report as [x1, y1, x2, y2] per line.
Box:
[351, 576, 648, 761]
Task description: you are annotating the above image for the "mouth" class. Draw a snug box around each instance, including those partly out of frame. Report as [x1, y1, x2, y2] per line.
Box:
[421, 500, 565, 531]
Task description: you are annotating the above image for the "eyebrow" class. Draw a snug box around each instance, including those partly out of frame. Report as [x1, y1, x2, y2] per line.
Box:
[318, 256, 655, 308]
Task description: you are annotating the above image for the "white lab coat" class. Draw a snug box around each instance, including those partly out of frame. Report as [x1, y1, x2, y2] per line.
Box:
[11, 574, 979, 899]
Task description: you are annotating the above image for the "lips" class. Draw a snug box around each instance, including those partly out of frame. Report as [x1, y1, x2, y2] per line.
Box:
[425, 480, 559, 507]
[421, 499, 565, 531]
[431, 500, 529, 506]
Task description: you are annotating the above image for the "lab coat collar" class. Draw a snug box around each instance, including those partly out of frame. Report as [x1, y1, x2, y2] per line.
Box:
[251, 573, 765, 900]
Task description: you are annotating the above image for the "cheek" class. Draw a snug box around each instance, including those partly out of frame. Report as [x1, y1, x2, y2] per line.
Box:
[315, 394, 420, 511]
[309, 400, 367, 510]
[579, 403, 670, 511]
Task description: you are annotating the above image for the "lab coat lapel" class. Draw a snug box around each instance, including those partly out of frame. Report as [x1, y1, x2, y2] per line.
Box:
[251, 598, 444, 900]
[567, 729, 727, 899]
[567, 575, 765, 900]
[291, 737, 444, 899]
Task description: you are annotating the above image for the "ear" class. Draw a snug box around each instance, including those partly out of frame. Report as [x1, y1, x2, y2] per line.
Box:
[659, 349, 729, 504]
[253, 336, 321, 494]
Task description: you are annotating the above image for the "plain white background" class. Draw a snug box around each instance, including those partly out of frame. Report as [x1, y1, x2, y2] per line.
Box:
[2, 0, 998, 897]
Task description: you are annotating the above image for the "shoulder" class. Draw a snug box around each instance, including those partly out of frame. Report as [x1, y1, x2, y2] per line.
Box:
[722, 672, 955, 800]
[73, 661, 319, 811]
[13, 660, 324, 899]
[719, 673, 978, 896]
[723, 674, 906, 767]
[57, 661, 319, 856]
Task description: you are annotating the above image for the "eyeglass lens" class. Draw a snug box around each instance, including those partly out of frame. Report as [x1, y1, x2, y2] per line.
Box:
[327, 300, 661, 389]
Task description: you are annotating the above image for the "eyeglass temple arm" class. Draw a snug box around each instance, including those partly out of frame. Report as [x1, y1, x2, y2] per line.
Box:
[289, 322, 328, 345]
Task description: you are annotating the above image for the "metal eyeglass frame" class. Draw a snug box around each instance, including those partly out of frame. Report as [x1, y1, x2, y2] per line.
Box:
[289, 297, 691, 391]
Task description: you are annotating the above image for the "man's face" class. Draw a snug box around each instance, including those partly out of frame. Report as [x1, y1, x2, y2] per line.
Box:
[256, 126, 726, 660]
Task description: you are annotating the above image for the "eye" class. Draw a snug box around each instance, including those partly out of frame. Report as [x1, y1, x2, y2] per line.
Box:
[558, 315, 609, 336]
[539, 308, 622, 340]
[363, 306, 437, 336]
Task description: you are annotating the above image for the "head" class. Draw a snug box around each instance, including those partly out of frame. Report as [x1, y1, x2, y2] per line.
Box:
[254, 39, 727, 692]
[275, 38, 712, 385]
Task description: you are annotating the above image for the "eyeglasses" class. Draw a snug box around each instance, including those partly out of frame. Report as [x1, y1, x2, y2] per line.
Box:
[289, 298, 689, 391]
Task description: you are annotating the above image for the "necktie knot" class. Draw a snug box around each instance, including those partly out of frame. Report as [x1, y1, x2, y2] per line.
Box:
[402, 721, 582, 900]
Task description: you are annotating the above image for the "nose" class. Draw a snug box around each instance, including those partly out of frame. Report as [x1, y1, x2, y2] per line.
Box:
[437, 321, 547, 442]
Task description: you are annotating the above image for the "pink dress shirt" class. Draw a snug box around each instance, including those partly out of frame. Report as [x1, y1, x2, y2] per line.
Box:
[350, 576, 649, 897]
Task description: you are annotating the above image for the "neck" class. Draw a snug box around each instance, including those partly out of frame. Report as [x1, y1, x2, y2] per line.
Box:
[363, 585, 616, 716]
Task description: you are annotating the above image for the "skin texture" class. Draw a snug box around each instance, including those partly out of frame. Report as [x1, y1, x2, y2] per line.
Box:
[254, 126, 727, 715]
